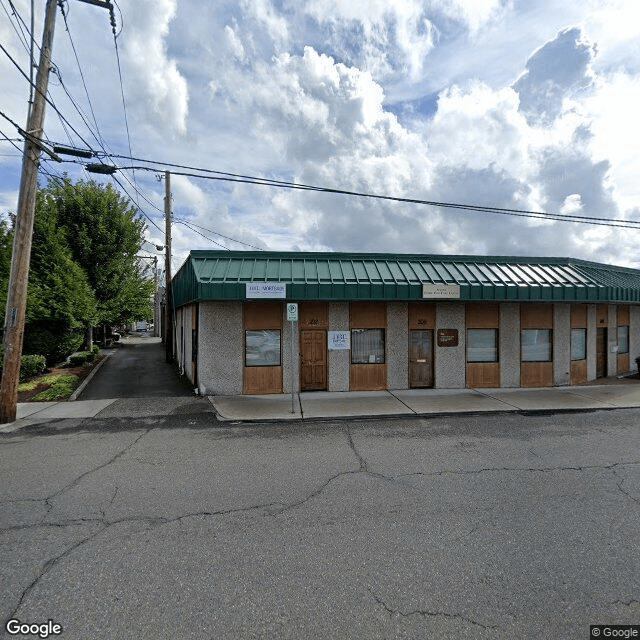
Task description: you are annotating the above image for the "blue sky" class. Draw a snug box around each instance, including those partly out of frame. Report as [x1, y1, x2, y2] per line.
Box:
[1, 0, 640, 270]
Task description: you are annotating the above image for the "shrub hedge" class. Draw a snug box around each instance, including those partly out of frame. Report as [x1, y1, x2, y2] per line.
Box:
[20, 355, 47, 381]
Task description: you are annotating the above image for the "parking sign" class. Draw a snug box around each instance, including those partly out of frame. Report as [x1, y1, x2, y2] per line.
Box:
[286, 303, 298, 321]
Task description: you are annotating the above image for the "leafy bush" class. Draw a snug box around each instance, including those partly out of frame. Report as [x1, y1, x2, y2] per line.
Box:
[20, 355, 47, 381]
[69, 352, 88, 366]
[23, 323, 83, 365]
[33, 374, 78, 401]
[18, 380, 40, 392]
[91, 344, 100, 355]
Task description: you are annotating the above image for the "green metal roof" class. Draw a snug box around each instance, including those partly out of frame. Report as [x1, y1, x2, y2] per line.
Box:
[172, 250, 640, 306]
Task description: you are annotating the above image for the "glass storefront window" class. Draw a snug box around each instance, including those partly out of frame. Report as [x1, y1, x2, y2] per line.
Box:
[351, 329, 385, 364]
[521, 329, 552, 362]
[467, 329, 498, 362]
[618, 325, 629, 354]
[245, 330, 281, 366]
[571, 328, 586, 361]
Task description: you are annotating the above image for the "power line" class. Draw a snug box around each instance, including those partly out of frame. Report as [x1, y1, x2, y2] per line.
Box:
[0, 44, 166, 227]
[174, 217, 264, 251]
[109, 173, 164, 235]
[107, 1, 138, 207]
[1, 0, 34, 57]
[0, 40, 96, 151]
[174, 219, 229, 250]
[58, 0, 105, 149]
[117, 163, 640, 231]
[99, 152, 640, 230]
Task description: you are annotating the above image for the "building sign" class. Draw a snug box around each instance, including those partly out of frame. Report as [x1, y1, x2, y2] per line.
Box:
[286, 303, 298, 321]
[246, 282, 286, 299]
[437, 329, 459, 347]
[328, 331, 350, 350]
[423, 283, 460, 299]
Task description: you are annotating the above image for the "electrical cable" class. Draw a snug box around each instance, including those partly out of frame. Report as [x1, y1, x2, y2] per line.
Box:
[117, 164, 640, 231]
[173, 217, 264, 251]
[102, 152, 640, 230]
[1, 0, 33, 57]
[0, 40, 98, 152]
[0, 128, 23, 153]
[174, 219, 229, 250]
[58, 0, 106, 149]
[107, 1, 138, 207]
[110, 173, 164, 235]
[1, 7, 166, 231]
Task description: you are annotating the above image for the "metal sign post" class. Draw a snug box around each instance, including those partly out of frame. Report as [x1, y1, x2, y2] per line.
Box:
[287, 303, 298, 413]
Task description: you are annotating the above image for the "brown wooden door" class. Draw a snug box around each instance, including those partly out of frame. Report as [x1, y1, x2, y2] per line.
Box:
[409, 330, 434, 388]
[300, 330, 327, 391]
[596, 327, 607, 378]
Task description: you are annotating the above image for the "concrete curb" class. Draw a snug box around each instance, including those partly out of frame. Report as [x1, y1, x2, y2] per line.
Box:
[69, 349, 114, 401]
[211, 405, 636, 424]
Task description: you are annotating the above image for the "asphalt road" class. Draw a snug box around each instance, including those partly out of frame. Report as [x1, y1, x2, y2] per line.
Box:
[78, 335, 193, 399]
[1, 408, 639, 639]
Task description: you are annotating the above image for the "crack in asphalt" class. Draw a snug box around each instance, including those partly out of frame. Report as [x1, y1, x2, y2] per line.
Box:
[613, 598, 640, 607]
[45, 429, 152, 505]
[271, 429, 406, 515]
[0, 431, 151, 535]
[394, 459, 640, 480]
[5, 498, 283, 617]
[8, 523, 108, 621]
[5, 420, 639, 625]
[610, 468, 640, 506]
[368, 587, 498, 630]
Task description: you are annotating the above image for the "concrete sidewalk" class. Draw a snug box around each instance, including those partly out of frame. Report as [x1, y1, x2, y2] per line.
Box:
[209, 382, 640, 421]
[2, 382, 640, 432]
[1, 396, 213, 433]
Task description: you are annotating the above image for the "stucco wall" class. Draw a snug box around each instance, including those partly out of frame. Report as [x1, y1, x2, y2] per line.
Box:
[631, 306, 640, 373]
[608, 304, 618, 376]
[387, 302, 408, 389]
[587, 305, 597, 381]
[500, 303, 520, 387]
[198, 301, 243, 395]
[435, 303, 465, 388]
[282, 311, 299, 394]
[553, 303, 571, 386]
[328, 302, 350, 392]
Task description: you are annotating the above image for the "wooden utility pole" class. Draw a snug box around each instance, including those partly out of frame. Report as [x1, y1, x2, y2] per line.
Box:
[164, 171, 173, 363]
[0, 0, 58, 423]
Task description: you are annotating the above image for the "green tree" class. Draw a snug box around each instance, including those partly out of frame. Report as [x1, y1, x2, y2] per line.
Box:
[27, 191, 97, 328]
[0, 217, 12, 311]
[22, 191, 98, 363]
[44, 178, 154, 325]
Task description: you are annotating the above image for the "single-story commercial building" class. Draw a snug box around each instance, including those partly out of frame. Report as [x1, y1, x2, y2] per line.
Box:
[171, 251, 640, 395]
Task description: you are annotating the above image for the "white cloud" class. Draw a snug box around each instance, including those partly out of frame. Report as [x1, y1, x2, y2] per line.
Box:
[2, 0, 640, 269]
[301, 0, 438, 79]
[434, 0, 510, 33]
[584, 71, 640, 213]
[120, 0, 189, 135]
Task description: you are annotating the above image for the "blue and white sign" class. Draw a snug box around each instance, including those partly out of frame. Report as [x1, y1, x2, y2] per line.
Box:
[328, 331, 350, 350]
[246, 282, 286, 299]
[287, 303, 298, 321]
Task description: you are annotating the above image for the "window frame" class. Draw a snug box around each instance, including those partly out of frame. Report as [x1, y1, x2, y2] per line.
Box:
[617, 325, 630, 354]
[521, 328, 553, 362]
[466, 328, 499, 363]
[244, 329, 282, 367]
[570, 328, 587, 361]
[350, 328, 385, 365]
